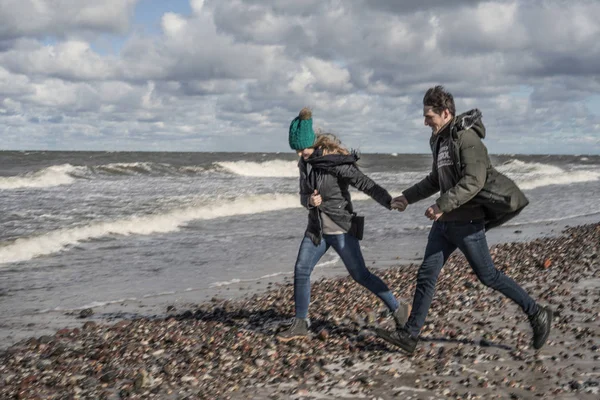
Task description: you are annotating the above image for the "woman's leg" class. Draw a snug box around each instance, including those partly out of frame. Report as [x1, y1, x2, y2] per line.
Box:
[293, 236, 329, 319]
[328, 233, 399, 311]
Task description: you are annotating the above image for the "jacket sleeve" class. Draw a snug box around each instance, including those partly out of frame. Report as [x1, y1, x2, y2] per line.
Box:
[402, 164, 440, 204]
[436, 130, 488, 213]
[333, 163, 392, 209]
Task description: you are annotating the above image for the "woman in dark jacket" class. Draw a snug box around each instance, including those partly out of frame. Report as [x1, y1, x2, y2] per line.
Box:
[277, 108, 410, 342]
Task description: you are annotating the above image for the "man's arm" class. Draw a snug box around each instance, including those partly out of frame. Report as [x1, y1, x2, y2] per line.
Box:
[402, 163, 440, 204]
[436, 130, 488, 213]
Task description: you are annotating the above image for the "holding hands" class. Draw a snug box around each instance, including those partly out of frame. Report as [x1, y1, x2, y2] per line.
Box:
[309, 190, 322, 207]
[391, 195, 444, 221]
[391, 195, 409, 211]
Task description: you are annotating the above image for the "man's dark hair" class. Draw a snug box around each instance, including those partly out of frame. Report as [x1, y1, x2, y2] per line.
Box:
[423, 85, 455, 116]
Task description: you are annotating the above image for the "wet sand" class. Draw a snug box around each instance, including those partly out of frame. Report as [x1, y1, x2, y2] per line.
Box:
[1, 223, 598, 399]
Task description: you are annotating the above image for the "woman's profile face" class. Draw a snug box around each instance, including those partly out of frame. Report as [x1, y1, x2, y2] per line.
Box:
[296, 148, 315, 160]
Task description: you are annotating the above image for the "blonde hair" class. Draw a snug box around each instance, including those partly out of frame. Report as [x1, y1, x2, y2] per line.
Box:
[312, 133, 350, 155]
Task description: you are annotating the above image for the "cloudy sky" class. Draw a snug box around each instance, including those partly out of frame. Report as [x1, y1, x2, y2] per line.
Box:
[1, 0, 599, 154]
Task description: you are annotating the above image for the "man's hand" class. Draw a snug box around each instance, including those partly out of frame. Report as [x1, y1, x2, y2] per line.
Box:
[309, 190, 322, 207]
[425, 204, 443, 221]
[391, 195, 409, 211]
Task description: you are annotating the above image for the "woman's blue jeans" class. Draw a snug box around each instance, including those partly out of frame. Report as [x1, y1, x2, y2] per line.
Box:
[405, 220, 538, 337]
[294, 233, 399, 319]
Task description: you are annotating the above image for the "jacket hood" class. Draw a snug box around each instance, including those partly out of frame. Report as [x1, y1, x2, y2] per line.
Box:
[305, 149, 359, 170]
[454, 108, 485, 139]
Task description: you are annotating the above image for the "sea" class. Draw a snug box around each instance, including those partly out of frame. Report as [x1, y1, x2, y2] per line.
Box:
[1, 151, 600, 347]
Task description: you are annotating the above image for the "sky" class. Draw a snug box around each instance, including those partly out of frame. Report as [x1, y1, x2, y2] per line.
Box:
[0, 0, 599, 154]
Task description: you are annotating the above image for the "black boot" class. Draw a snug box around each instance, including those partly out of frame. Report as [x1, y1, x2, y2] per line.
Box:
[375, 326, 418, 354]
[276, 318, 309, 342]
[529, 306, 553, 350]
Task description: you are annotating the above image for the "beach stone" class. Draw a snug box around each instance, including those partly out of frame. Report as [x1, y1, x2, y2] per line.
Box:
[112, 320, 131, 330]
[1, 222, 600, 399]
[38, 335, 53, 344]
[36, 360, 52, 371]
[82, 321, 97, 330]
[100, 371, 117, 383]
[133, 370, 149, 391]
[79, 308, 93, 318]
[317, 329, 329, 341]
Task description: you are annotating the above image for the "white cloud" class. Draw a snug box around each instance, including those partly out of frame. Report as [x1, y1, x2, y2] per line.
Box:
[0, 40, 117, 81]
[0, 0, 139, 40]
[0, 0, 598, 154]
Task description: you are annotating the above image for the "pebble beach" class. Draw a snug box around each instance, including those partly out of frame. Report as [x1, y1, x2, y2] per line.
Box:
[1, 222, 599, 399]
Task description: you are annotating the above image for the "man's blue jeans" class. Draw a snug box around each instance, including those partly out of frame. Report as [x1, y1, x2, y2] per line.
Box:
[405, 220, 538, 337]
[294, 233, 399, 319]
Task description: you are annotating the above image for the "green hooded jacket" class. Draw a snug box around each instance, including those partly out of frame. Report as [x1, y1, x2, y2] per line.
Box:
[403, 109, 529, 230]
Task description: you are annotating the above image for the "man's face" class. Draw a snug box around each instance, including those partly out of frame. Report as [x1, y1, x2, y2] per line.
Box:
[423, 106, 452, 134]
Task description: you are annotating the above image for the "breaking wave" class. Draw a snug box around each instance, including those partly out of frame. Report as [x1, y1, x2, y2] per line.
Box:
[0, 160, 300, 190]
[214, 160, 298, 177]
[0, 190, 380, 265]
[0, 194, 301, 265]
[0, 164, 86, 190]
[497, 160, 600, 190]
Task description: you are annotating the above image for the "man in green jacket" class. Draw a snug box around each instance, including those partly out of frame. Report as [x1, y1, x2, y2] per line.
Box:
[376, 86, 552, 354]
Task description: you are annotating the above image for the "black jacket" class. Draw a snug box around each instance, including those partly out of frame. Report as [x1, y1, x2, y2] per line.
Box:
[299, 151, 392, 244]
[403, 109, 529, 230]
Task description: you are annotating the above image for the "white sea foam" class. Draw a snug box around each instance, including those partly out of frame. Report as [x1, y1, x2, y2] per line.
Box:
[504, 210, 600, 227]
[215, 160, 298, 177]
[0, 194, 300, 265]
[497, 159, 600, 190]
[94, 162, 157, 175]
[0, 164, 84, 190]
[316, 255, 341, 269]
[0, 188, 386, 266]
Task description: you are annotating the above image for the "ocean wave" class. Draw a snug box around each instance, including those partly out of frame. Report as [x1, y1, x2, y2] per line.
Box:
[214, 160, 298, 177]
[0, 160, 300, 190]
[0, 190, 385, 265]
[497, 159, 600, 190]
[90, 162, 217, 176]
[0, 193, 300, 265]
[0, 164, 86, 190]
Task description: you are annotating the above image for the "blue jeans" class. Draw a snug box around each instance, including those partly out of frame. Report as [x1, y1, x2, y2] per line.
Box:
[405, 220, 538, 337]
[294, 233, 399, 319]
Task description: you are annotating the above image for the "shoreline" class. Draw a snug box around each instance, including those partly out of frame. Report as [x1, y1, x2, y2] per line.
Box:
[2, 211, 595, 350]
[1, 222, 599, 399]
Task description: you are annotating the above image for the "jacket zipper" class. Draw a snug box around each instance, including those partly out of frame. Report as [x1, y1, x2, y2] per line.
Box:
[316, 170, 323, 241]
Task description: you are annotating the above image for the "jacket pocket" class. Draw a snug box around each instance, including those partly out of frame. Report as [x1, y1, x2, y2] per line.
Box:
[477, 189, 510, 205]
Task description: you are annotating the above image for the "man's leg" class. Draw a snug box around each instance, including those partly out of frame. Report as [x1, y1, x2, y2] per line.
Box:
[452, 221, 537, 316]
[452, 221, 552, 349]
[405, 221, 457, 337]
[375, 222, 457, 353]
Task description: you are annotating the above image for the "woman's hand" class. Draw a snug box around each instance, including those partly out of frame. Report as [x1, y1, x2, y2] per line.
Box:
[309, 190, 322, 207]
